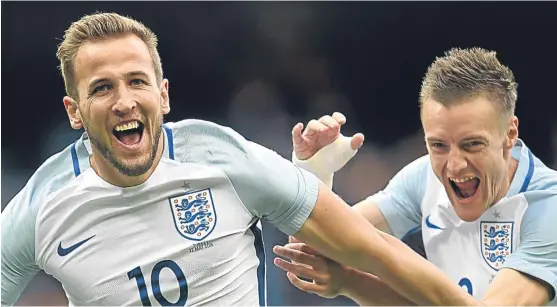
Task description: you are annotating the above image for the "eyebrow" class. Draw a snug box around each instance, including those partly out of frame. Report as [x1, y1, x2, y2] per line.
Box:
[124, 71, 149, 79]
[460, 135, 488, 142]
[425, 137, 444, 143]
[425, 135, 488, 143]
[87, 71, 150, 91]
[87, 78, 108, 92]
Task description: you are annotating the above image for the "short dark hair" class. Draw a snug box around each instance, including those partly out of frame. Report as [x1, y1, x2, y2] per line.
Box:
[57, 12, 163, 101]
[419, 47, 518, 118]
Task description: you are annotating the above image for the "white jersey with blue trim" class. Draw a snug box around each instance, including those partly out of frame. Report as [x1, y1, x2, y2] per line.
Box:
[371, 139, 557, 303]
[1, 119, 319, 306]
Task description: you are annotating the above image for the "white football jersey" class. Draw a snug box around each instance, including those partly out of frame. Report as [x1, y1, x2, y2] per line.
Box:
[1, 120, 319, 306]
[370, 140, 557, 303]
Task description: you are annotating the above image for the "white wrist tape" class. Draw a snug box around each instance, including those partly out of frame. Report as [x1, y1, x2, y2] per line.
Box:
[292, 134, 358, 189]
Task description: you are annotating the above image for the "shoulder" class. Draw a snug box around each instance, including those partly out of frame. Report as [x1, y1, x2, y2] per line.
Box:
[527, 158, 557, 193]
[162, 119, 283, 177]
[163, 119, 249, 164]
[520, 190, 557, 236]
[523, 191, 557, 216]
[521, 149, 557, 213]
[165, 119, 246, 150]
[1, 139, 83, 269]
[402, 154, 431, 175]
[387, 154, 432, 192]
[5, 141, 82, 217]
[514, 140, 557, 193]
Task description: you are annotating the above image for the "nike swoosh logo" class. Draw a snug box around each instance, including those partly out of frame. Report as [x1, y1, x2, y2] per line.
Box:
[57, 235, 95, 257]
[425, 215, 444, 230]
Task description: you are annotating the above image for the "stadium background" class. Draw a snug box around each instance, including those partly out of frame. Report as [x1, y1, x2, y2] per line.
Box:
[2, 1, 557, 305]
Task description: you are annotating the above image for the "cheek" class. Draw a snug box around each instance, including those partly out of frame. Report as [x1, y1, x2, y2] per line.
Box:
[83, 107, 109, 133]
[138, 90, 161, 107]
[475, 156, 503, 183]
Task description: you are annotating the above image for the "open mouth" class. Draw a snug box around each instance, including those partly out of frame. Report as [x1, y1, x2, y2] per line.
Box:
[112, 120, 145, 146]
[449, 177, 480, 200]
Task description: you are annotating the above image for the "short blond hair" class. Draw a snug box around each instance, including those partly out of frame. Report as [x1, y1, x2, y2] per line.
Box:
[56, 12, 163, 100]
[419, 47, 518, 118]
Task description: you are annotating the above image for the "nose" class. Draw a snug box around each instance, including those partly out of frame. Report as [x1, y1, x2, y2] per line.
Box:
[447, 147, 468, 175]
[112, 86, 137, 117]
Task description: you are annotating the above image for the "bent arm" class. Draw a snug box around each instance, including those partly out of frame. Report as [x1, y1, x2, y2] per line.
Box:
[351, 197, 392, 233]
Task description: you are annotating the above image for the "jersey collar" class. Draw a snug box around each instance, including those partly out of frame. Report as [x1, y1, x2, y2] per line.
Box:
[505, 138, 535, 197]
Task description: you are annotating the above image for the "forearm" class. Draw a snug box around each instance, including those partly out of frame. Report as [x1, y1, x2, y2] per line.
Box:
[341, 267, 415, 306]
[296, 183, 479, 306]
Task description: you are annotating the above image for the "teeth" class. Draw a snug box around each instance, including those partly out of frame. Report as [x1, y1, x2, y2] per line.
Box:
[115, 121, 139, 132]
[449, 176, 476, 183]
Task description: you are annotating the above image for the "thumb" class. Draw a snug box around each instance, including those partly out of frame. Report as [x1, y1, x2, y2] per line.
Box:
[350, 133, 365, 150]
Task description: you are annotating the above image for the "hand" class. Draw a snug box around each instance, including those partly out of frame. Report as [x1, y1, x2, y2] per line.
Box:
[293, 112, 364, 161]
[273, 240, 350, 299]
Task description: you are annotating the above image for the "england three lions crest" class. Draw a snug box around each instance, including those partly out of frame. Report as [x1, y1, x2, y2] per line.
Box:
[480, 221, 514, 271]
[169, 189, 217, 241]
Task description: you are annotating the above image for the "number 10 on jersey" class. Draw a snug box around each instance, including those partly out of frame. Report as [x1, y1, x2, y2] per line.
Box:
[128, 260, 188, 306]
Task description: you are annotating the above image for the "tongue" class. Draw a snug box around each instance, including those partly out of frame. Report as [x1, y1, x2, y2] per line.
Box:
[455, 179, 478, 198]
[119, 132, 141, 145]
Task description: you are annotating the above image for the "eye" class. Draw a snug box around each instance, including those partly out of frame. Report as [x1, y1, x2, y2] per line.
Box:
[431, 142, 446, 149]
[464, 141, 485, 151]
[465, 141, 484, 148]
[130, 79, 146, 86]
[92, 84, 111, 95]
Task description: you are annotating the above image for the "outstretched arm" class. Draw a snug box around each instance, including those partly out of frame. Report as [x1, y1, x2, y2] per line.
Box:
[273, 239, 416, 306]
[293, 182, 476, 306]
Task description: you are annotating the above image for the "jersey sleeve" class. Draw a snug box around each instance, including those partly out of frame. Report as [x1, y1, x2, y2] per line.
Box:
[366, 155, 429, 238]
[501, 192, 557, 300]
[1, 188, 41, 306]
[170, 120, 319, 236]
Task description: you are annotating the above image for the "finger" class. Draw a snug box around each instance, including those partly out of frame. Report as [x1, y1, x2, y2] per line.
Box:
[299, 244, 323, 257]
[286, 238, 314, 268]
[318, 115, 340, 130]
[274, 258, 327, 283]
[331, 112, 346, 125]
[285, 242, 322, 257]
[304, 119, 328, 136]
[350, 133, 365, 150]
[273, 245, 327, 270]
[286, 271, 327, 294]
[289, 236, 301, 244]
[292, 123, 304, 146]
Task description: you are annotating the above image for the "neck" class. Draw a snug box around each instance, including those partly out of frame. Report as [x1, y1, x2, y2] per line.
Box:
[492, 157, 520, 206]
[89, 133, 165, 188]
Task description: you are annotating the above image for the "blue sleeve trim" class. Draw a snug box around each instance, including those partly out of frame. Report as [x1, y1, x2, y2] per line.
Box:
[163, 124, 175, 160]
[70, 141, 81, 177]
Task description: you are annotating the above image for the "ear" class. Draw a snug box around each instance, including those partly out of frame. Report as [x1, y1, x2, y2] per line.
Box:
[63, 96, 83, 130]
[504, 115, 519, 150]
[160, 79, 170, 115]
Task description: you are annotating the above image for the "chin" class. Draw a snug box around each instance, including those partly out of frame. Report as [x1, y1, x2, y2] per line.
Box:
[451, 199, 485, 222]
[111, 153, 155, 177]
